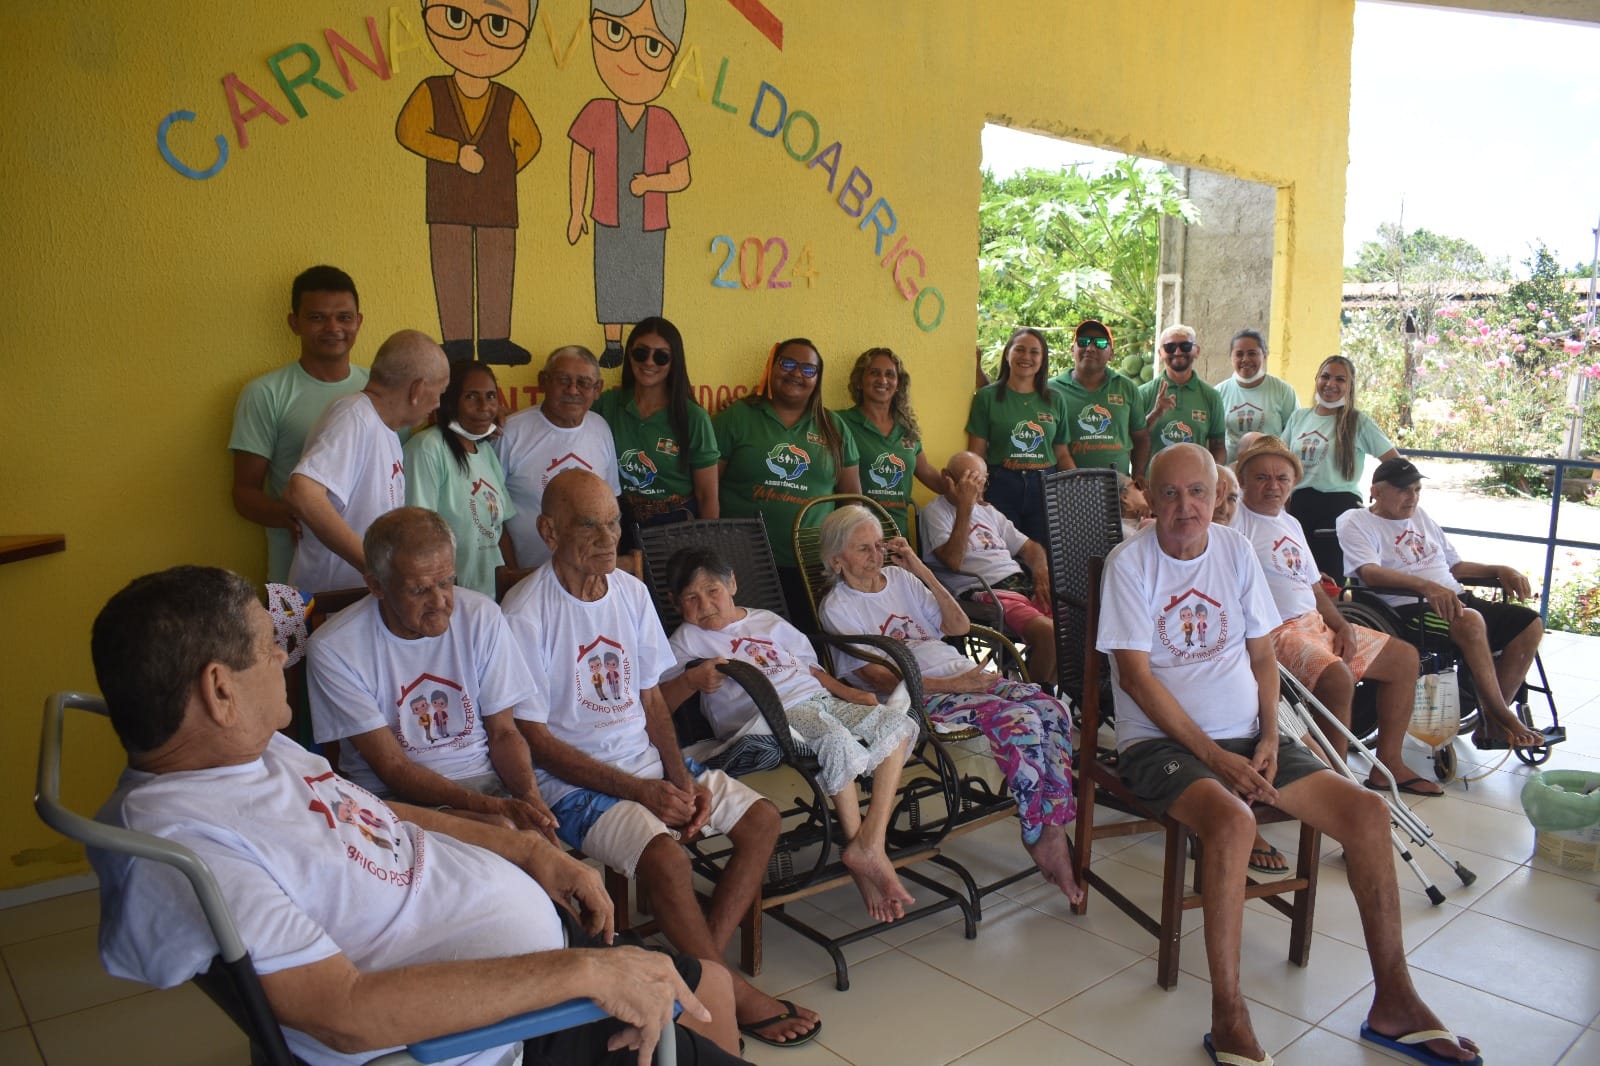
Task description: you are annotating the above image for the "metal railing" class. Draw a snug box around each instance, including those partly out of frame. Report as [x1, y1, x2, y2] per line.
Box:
[1399, 448, 1600, 623]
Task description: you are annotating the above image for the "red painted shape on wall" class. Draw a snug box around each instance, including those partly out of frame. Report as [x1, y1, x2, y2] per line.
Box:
[726, 0, 783, 50]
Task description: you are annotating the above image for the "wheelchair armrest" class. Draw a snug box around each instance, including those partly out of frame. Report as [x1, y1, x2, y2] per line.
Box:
[380, 1000, 681, 1065]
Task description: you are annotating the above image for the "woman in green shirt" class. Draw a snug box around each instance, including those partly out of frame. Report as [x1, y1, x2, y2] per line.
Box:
[965, 328, 1075, 545]
[402, 361, 518, 597]
[715, 338, 861, 628]
[595, 316, 720, 532]
[837, 347, 945, 525]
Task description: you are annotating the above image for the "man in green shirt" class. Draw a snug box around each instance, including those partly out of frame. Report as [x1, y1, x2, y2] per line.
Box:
[1050, 319, 1150, 479]
[229, 266, 368, 582]
[1139, 323, 1227, 469]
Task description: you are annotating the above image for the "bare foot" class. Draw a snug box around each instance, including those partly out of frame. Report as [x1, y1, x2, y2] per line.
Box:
[842, 839, 915, 922]
[1248, 832, 1292, 873]
[733, 982, 820, 1045]
[1210, 1002, 1266, 1064]
[1366, 1000, 1480, 1063]
[1478, 705, 1543, 747]
[1366, 762, 1443, 796]
[1024, 829, 1085, 906]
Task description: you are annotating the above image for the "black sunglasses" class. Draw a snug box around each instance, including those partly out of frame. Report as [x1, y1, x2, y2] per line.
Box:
[630, 346, 671, 367]
[1076, 336, 1110, 350]
[1162, 341, 1196, 355]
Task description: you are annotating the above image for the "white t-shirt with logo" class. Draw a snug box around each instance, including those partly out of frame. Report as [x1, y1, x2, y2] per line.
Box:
[1337, 505, 1463, 605]
[819, 567, 976, 683]
[666, 609, 826, 739]
[1096, 524, 1279, 749]
[497, 409, 620, 567]
[1231, 505, 1318, 623]
[92, 732, 561, 1066]
[288, 392, 405, 595]
[307, 590, 538, 796]
[919, 496, 1027, 594]
[501, 565, 674, 805]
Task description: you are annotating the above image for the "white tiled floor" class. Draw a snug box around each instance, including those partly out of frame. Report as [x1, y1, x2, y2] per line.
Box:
[6, 632, 1600, 1064]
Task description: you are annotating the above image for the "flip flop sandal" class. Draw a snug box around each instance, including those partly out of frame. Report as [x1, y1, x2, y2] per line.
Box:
[1203, 1032, 1274, 1065]
[739, 999, 821, 1048]
[1359, 1022, 1482, 1065]
[1366, 776, 1444, 797]
[1247, 845, 1290, 876]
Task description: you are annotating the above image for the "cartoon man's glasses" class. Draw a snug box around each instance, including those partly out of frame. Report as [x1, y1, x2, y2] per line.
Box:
[776, 357, 820, 379]
[423, 5, 531, 48]
[1162, 341, 1196, 355]
[591, 15, 676, 71]
[1076, 337, 1110, 350]
[630, 347, 671, 367]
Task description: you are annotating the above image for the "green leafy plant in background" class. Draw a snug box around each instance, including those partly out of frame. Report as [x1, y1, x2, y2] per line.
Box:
[977, 158, 1198, 377]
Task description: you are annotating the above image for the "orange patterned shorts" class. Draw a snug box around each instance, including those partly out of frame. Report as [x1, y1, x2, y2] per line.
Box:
[1270, 610, 1389, 689]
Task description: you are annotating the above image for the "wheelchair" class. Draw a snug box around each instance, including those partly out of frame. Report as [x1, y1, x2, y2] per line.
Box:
[1336, 578, 1564, 783]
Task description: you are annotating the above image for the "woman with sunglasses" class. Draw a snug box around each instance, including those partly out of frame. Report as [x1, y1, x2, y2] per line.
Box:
[595, 317, 719, 529]
[1214, 328, 1299, 461]
[836, 347, 944, 525]
[1284, 354, 1399, 576]
[402, 361, 518, 597]
[1140, 323, 1228, 468]
[965, 328, 1074, 546]
[715, 338, 860, 628]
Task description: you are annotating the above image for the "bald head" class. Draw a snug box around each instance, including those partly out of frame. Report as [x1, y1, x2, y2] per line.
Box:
[1150, 443, 1216, 494]
[370, 330, 448, 389]
[941, 449, 988, 501]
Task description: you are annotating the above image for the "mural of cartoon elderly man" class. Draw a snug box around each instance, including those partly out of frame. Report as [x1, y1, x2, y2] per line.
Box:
[396, 0, 540, 367]
[566, 0, 691, 368]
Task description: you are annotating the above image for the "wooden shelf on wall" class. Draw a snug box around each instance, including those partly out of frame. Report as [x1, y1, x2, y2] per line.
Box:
[0, 535, 66, 566]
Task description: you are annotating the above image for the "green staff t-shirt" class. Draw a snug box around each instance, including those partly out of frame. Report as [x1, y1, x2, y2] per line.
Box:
[965, 383, 1070, 470]
[594, 388, 718, 503]
[1050, 368, 1147, 474]
[837, 405, 922, 520]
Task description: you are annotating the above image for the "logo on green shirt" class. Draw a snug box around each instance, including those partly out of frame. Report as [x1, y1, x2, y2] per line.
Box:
[619, 449, 658, 490]
[1076, 403, 1112, 436]
[765, 443, 811, 481]
[1159, 420, 1196, 447]
[868, 451, 906, 491]
[1008, 419, 1045, 453]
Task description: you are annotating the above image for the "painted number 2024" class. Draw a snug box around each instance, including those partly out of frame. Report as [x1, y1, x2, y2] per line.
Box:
[710, 236, 818, 291]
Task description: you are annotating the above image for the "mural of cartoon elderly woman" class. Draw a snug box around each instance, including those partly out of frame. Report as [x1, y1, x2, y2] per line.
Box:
[396, 0, 541, 367]
[566, 0, 691, 368]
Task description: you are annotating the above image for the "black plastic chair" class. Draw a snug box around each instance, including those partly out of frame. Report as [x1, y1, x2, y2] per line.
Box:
[634, 516, 975, 990]
[33, 691, 678, 1066]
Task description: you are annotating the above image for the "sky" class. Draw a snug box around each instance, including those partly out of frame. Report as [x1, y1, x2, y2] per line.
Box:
[980, 1, 1600, 277]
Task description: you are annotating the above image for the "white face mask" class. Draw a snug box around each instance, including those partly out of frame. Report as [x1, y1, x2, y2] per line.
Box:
[449, 419, 497, 441]
[1317, 396, 1347, 410]
[1232, 367, 1267, 386]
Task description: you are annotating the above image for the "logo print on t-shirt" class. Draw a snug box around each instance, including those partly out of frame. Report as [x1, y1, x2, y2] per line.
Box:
[656, 436, 680, 457]
[1294, 430, 1328, 469]
[1077, 403, 1113, 436]
[1395, 528, 1432, 563]
[541, 452, 595, 488]
[869, 452, 906, 491]
[577, 636, 634, 717]
[765, 443, 811, 481]
[302, 772, 417, 886]
[1231, 401, 1263, 433]
[1159, 419, 1196, 447]
[877, 613, 932, 642]
[730, 635, 794, 678]
[1272, 535, 1308, 580]
[1157, 588, 1228, 662]
[395, 674, 476, 751]
[619, 448, 659, 490]
[971, 521, 1002, 552]
[469, 478, 502, 538]
[1009, 419, 1045, 454]
[388, 460, 404, 506]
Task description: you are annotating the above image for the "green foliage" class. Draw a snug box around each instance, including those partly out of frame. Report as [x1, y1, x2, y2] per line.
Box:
[1543, 553, 1600, 637]
[1344, 224, 1508, 338]
[1506, 243, 1570, 324]
[977, 159, 1198, 376]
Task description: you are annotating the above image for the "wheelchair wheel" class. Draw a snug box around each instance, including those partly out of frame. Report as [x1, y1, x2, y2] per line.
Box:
[1433, 744, 1457, 783]
[1513, 702, 1553, 766]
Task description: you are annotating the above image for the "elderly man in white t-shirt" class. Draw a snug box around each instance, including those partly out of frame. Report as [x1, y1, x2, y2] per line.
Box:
[1338, 457, 1547, 750]
[285, 329, 450, 595]
[1097, 444, 1478, 1066]
[499, 346, 621, 569]
[308, 507, 558, 835]
[87, 565, 742, 1066]
[1230, 437, 1427, 797]
[503, 469, 822, 1049]
[920, 449, 1056, 682]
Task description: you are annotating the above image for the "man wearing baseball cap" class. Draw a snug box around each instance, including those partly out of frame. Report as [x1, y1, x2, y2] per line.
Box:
[1232, 438, 1428, 802]
[1337, 457, 1549, 749]
[1050, 319, 1150, 479]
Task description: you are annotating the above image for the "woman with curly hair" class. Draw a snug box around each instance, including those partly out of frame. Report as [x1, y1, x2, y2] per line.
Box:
[835, 347, 945, 524]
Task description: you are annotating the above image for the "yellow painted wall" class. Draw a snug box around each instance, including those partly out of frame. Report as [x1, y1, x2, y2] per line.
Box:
[0, 0, 1351, 891]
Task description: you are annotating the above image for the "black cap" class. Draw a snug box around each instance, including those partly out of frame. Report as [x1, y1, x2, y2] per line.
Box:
[1371, 457, 1425, 487]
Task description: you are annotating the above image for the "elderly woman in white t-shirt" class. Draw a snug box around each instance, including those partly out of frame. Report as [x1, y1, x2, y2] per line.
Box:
[816, 504, 1083, 904]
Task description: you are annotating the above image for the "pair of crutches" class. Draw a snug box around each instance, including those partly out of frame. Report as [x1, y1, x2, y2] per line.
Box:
[1275, 667, 1476, 906]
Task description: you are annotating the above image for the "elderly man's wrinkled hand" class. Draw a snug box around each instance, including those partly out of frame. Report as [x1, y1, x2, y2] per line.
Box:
[592, 947, 711, 1066]
[1210, 747, 1278, 806]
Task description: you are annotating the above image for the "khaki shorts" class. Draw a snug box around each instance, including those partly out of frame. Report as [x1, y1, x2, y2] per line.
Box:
[1270, 610, 1389, 690]
[568, 768, 767, 879]
[1118, 734, 1329, 818]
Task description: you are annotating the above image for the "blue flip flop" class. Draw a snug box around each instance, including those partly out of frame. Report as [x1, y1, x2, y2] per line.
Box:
[1359, 1022, 1482, 1065]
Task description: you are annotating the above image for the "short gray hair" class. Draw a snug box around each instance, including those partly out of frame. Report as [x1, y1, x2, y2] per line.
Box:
[592, 0, 685, 49]
[369, 329, 447, 390]
[541, 345, 601, 375]
[817, 504, 881, 581]
[1158, 323, 1196, 345]
[365, 508, 457, 586]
